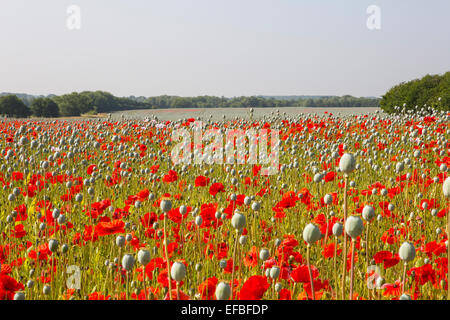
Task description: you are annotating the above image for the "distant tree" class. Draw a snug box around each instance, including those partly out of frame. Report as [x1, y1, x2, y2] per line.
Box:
[30, 98, 60, 117]
[0, 95, 31, 118]
[54, 92, 94, 116]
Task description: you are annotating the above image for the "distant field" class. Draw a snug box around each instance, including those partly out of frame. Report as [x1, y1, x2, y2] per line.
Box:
[111, 107, 380, 121]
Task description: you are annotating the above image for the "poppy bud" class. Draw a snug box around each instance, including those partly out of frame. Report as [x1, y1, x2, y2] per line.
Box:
[303, 223, 321, 244]
[345, 216, 364, 239]
[171, 261, 186, 282]
[399, 242, 416, 262]
[324, 194, 333, 205]
[339, 153, 356, 174]
[215, 282, 231, 300]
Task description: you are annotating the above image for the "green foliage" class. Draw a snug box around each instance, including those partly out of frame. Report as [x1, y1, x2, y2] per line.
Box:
[3, 91, 381, 118]
[380, 72, 449, 114]
[0, 95, 31, 118]
[30, 97, 60, 117]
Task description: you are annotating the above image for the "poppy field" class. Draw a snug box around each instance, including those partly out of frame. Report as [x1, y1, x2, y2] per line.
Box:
[1, 109, 450, 301]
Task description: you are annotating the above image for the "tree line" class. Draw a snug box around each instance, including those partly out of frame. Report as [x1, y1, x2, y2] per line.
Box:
[380, 72, 449, 114]
[0, 91, 381, 118]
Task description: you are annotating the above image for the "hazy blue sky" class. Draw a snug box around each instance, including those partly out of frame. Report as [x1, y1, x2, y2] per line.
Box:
[0, 0, 448, 97]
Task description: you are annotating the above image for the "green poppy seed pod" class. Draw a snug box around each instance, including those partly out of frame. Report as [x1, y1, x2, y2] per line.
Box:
[27, 280, 34, 288]
[116, 235, 125, 247]
[324, 194, 333, 205]
[244, 196, 251, 205]
[137, 249, 151, 265]
[399, 294, 411, 300]
[274, 238, 281, 247]
[399, 242, 416, 262]
[345, 216, 364, 239]
[75, 193, 83, 202]
[48, 239, 59, 253]
[215, 282, 231, 300]
[122, 254, 135, 271]
[14, 292, 25, 300]
[231, 212, 246, 230]
[195, 216, 203, 226]
[275, 282, 282, 292]
[43, 285, 51, 295]
[362, 205, 375, 222]
[195, 263, 202, 272]
[57, 214, 66, 225]
[395, 162, 404, 173]
[303, 223, 321, 244]
[376, 277, 385, 288]
[179, 205, 187, 215]
[170, 261, 186, 282]
[443, 177, 450, 198]
[239, 235, 247, 245]
[61, 244, 69, 254]
[219, 259, 227, 269]
[332, 223, 343, 237]
[270, 266, 280, 279]
[259, 248, 270, 261]
[313, 173, 323, 183]
[339, 153, 356, 174]
[160, 199, 172, 213]
[251, 201, 261, 211]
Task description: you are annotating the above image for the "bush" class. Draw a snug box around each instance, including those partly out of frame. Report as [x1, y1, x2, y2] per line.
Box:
[380, 72, 449, 114]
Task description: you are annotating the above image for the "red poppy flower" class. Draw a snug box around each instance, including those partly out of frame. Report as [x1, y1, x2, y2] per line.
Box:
[239, 275, 269, 300]
[195, 175, 210, 187]
[0, 274, 24, 300]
